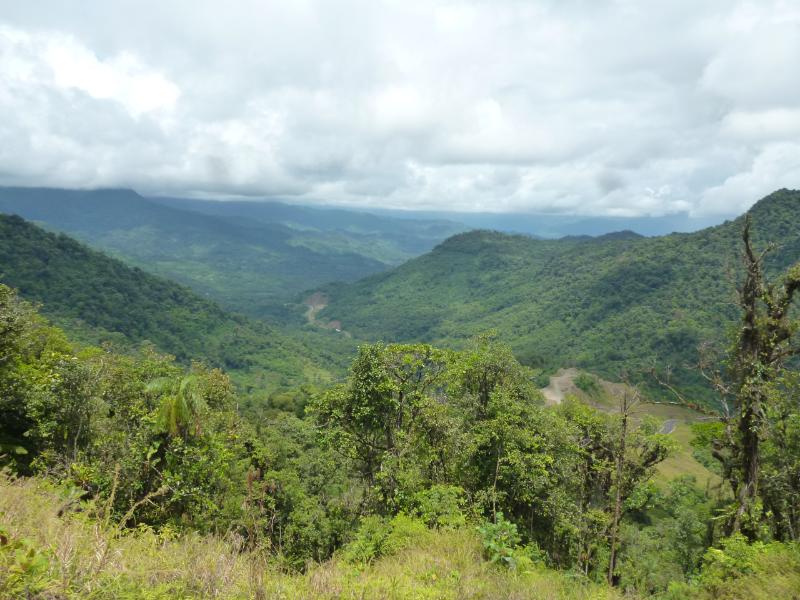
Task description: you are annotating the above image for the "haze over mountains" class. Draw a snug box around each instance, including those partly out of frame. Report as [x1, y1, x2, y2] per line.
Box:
[371, 207, 725, 238]
[0, 186, 465, 318]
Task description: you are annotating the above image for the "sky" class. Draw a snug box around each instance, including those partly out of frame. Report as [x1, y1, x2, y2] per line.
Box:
[1, 1, 799, 217]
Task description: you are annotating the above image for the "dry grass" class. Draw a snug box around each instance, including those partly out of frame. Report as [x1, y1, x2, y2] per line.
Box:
[0, 474, 257, 598]
[0, 474, 622, 600]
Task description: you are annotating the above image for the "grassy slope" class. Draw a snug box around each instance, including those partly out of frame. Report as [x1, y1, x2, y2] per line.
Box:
[320, 190, 800, 406]
[0, 187, 463, 319]
[0, 214, 347, 392]
[6, 475, 798, 599]
[0, 474, 620, 600]
[543, 369, 720, 490]
[655, 423, 720, 489]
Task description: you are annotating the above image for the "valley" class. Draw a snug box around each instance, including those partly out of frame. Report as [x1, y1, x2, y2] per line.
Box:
[0, 187, 465, 320]
[1, 187, 798, 600]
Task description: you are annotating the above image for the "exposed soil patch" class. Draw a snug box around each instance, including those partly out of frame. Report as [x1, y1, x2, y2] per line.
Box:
[303, 292, 349, 335]
[540, 368, 580, 406]
[304, 292, 328, 324]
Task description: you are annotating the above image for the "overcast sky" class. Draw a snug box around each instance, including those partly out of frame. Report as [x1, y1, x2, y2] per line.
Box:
[1, 1, 799, 216]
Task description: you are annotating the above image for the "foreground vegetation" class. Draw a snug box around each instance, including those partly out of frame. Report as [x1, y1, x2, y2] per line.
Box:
[1, 475, 626, 600]
[2, 274, 799, 598]
[4, 474, 798, 599]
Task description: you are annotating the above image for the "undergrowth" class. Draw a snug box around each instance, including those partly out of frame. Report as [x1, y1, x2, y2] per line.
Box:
[0, 474, 620, 599]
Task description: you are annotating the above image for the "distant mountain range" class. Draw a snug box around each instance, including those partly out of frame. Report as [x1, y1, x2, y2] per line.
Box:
[317, 190, 800, 405]
[368, 207, 725, 238]
[0, 187, 465, 319]
[2, 184, 796, 406]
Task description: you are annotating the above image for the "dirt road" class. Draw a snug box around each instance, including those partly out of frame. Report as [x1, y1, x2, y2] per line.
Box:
[660, 419, 678, 434]
[540, 368, 580, 405]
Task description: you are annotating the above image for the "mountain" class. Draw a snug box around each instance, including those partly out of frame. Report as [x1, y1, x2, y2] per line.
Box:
[368, 207, 724, 238]
[0, 213, 348, 392]
[0, 187, 464, 319]
[317, 189, 800, 405]
[151, 196, 466, 262]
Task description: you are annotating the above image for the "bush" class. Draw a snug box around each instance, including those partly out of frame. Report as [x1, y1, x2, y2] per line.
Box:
[412, 485, 467, 529]
[696, 534, 767, 588]
[341, 514, 427, 564]
[0, 528, 55, 598]
[477, 513, 542, 571]
[663, 536, 800, 600]
[574, 373, 601, 397]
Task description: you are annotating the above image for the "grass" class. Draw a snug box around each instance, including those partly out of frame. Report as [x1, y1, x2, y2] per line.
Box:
[655, 423, 721, 490]
[0, 474, 622, 600]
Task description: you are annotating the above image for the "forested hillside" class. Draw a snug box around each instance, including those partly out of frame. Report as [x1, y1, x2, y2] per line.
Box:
[319, 189, 800, 405]
[0, 186, 462, 319]
[0, 214, 347, 392]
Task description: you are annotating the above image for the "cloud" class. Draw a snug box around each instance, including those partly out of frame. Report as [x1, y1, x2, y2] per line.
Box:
[700, 143, 800, 215]
[0, 1, 799, 215]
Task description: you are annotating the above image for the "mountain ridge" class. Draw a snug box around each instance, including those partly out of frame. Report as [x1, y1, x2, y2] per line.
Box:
[0, 186, 463, 319]
[317, 189, 800, 404]
[0, 213, 348, 392]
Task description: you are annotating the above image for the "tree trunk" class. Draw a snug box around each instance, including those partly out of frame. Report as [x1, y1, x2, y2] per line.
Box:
[732, 387, 764, 536]
[608, 405, 628, 585]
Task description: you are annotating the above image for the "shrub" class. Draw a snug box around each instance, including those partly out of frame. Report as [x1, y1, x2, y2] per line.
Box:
[0, 528, 55, 598]
[574, 373, 601, 397]
[477, 513, 542, 571]
[412, 485, 467, 529]
[663, 536, 800, 600]
[696, 533, 767, 587]
[341, 513, 427, 564]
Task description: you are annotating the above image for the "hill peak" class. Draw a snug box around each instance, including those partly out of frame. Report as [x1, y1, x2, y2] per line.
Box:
[434, 229, 532, 251]
[747, 188, 799, 216]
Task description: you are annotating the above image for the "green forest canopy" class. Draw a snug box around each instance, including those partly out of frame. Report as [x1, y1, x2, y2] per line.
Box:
[319, 189, 800, 406]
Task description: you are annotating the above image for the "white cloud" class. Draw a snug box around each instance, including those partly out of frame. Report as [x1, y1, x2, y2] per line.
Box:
[720, 109, 800, 142]
[699, 143, 800, 215]
[0, 1, 799, 215]
[0, 27, 179, 117]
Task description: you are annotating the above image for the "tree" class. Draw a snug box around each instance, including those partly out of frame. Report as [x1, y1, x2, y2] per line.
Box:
[308, 343, 452, 511]
[146, 374, 207, 439]
[606, 384, 672, 584]
[727, 216, 800, 537]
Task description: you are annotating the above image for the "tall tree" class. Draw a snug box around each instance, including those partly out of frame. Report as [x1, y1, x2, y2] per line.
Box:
[726, 215, 800, 536]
